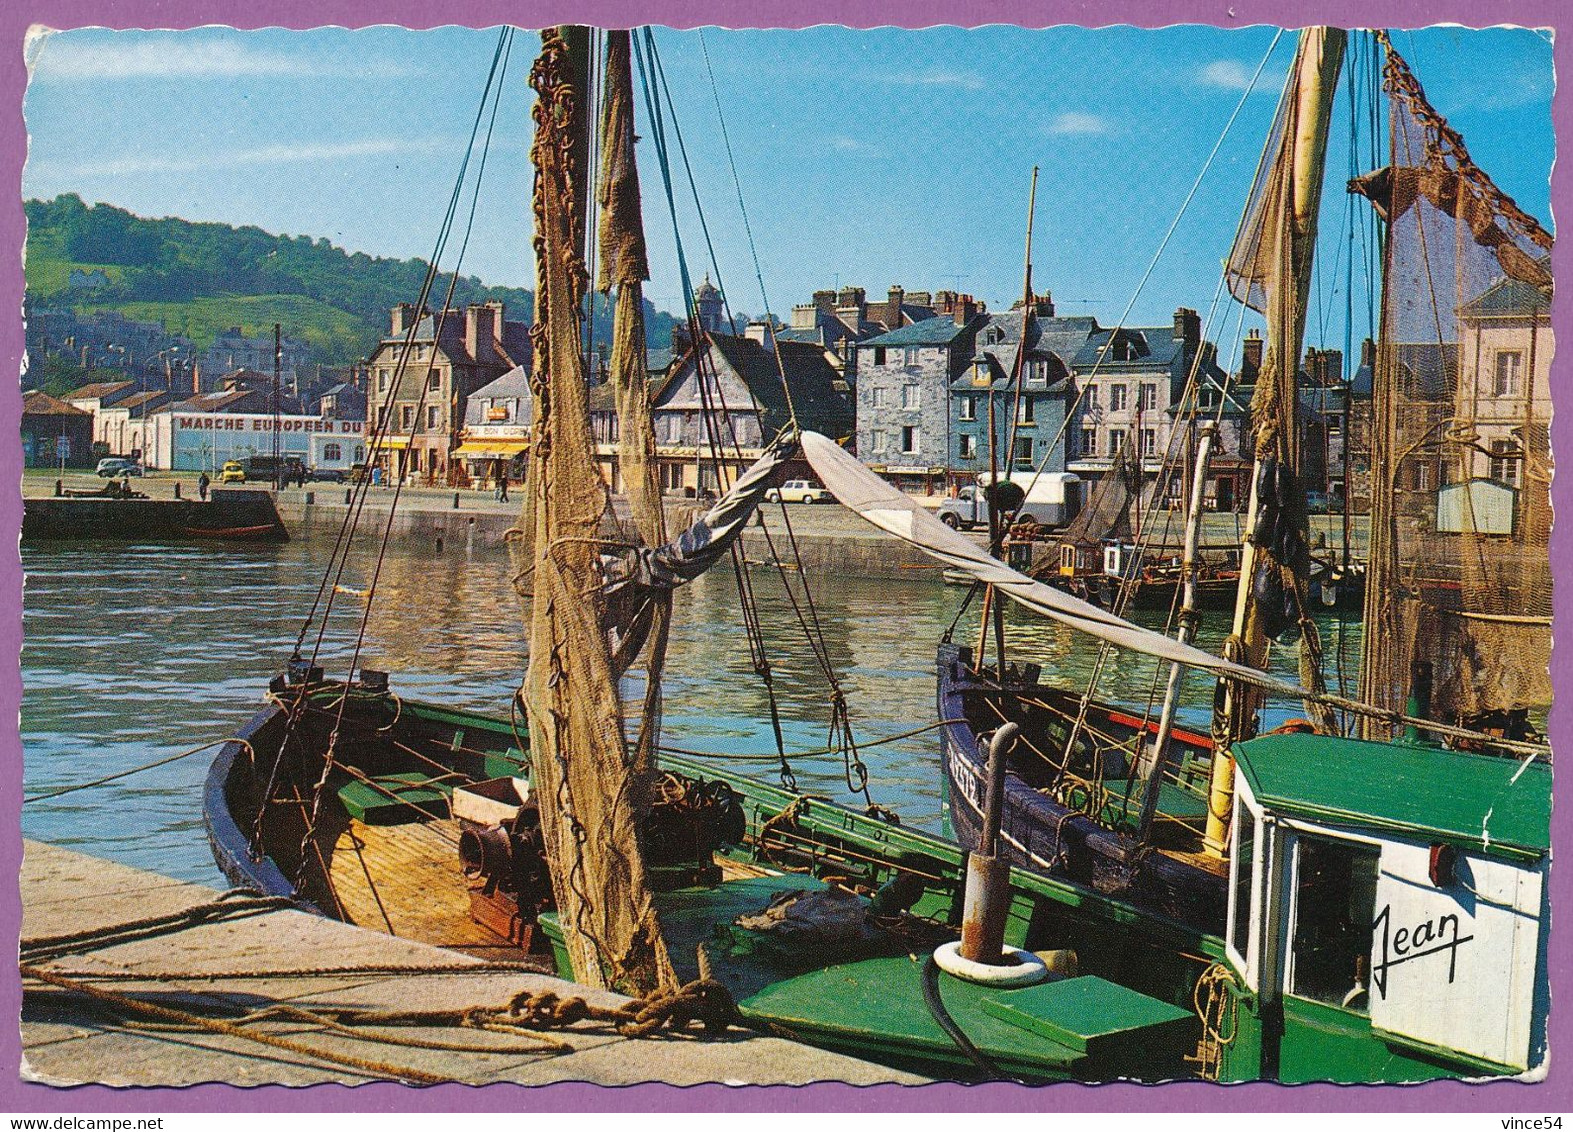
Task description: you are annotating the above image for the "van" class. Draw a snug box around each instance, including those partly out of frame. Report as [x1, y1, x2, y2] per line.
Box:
[243, 455, 306, 483]
[937, 472, 1081, 530]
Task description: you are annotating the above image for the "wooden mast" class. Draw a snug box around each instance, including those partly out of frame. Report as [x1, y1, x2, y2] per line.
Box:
[1206, 27, 1346, 857]
[519, 26, 676, 994]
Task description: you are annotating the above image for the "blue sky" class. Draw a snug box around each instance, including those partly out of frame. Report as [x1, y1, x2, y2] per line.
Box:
[22, 23, 1554, 361]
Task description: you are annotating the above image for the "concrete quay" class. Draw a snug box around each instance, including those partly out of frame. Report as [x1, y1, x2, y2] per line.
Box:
[19, 840, 925, 1088]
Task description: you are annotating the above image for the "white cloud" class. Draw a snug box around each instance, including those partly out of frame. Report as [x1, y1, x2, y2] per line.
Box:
[28, 32, 414, 83]
[1199, 59, 1256, 91]
[828, 135, 866, 152]
[37, 137, 451, 179]
[1045, 111, 1111, 136]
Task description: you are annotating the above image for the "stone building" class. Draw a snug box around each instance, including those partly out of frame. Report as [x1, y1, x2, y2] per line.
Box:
[365, 301, 533, 485]
[781, 284, 978, 385]
[948, 299, 1081, 488]
[20, 391, 94, 468]
[455, 366, 532, 488]
[198, 327, 310, 390]
[854, 309, 985, 494]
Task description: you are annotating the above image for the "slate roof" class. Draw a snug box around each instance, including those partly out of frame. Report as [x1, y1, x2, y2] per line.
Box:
[860, 315, 976, 347]
[1459, 275, 1552, 319]
[647, 347, 674, 374]
[700, 334, 853, 439]
[170, 389, 259, 414]
[1073, 326, 1184, 370]
[464, 366, 535, 426]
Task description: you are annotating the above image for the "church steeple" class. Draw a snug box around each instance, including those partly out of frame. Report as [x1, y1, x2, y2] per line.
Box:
[693, 273, 724, 334]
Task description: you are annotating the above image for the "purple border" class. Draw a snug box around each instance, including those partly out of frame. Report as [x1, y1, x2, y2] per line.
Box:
[2, 0, 1565, 1113]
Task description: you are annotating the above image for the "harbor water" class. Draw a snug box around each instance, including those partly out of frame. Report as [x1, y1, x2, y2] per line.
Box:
[20, 528, 1364, 885]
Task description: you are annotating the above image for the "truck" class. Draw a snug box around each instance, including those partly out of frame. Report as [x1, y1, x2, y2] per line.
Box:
[936, 471, 1081, 530]
[242, 454, 306, 485]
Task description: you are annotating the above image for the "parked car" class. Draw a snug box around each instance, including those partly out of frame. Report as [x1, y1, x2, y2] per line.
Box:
[96, 458, 143, 478]
[765, 480, 833, 504]
[307, 467, 347, 483]
[219, 461, 246, 484]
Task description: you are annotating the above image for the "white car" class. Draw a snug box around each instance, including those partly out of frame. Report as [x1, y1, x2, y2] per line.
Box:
[765, 480, 833, 504]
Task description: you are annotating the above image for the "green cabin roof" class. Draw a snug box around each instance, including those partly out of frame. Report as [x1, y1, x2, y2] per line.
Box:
[1231, 734, 1550, 862]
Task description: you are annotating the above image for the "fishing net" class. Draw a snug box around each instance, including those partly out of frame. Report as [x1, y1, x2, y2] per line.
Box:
[1353, 38, 1553, 735]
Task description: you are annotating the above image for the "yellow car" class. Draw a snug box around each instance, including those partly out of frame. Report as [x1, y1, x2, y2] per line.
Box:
[219, 461, 246, 484]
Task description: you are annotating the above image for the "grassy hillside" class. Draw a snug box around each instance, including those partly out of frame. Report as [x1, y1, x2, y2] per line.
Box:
[24, 194, 683, 366]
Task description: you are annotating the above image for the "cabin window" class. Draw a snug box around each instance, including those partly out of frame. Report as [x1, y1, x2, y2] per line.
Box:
[1228, 800, 1257, 968]
[958, 434, 976, 459]
[1289, 834, 1380, 1013]
[323, 443, 342, 462]
[1109, 384, 1129, 412]
[959, 395, 977, 422]
[901, 425, 920, 453]
[1494, 350, 1523, 397]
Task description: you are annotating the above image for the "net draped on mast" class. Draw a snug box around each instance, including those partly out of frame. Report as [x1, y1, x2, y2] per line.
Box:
[519, 26, 677, 996]
[1352, 37, 1553, 736]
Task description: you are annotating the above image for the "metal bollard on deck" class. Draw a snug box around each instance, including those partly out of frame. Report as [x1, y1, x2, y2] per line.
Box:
[453, 492, 461, 509]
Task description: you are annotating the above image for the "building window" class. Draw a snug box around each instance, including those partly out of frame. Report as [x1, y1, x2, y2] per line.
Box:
[354, 445, 365, 462]
[1017, 397, 1035, 424]
[959, 396, 976, 422]
[872, 429, 888, 453]
[872, 387, 888, 409]
[376, 407, 388, 430]
[959, 434, 976, 459]
[428, 370, 441, 393]
[1108, 428, 1127, 455]
[1014, 436, 1033, 466]
[401, 406, 415, 431]
[1109, 384, 1129, 412]
[1490, 439, 1521, 487]
[902, 385, 920, 410]
[1412, 461, 1434, 491]
[1083, 385, 1098, 410]
[1199, 386, 1217, 410]
[1080, 430, 1097, 457]
[873, 347, 887, 366]
[904, 347, 921, 366]
[1494, 351, 1524, 397]
[901, 425, 920, 453]
[378, 369, 388, 393]
[426, 405, 440, 430]
[1289, 835, 1379, 1014]
[408, 449, 421, 473]
[1139, 383, 1158, 411]
[1141, 428, 1156, 457]
[323, 442, 342, 462]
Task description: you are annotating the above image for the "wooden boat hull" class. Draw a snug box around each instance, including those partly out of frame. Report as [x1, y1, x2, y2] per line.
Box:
[936, 641, 1227, 932]
[204, 676, 1227, 1082]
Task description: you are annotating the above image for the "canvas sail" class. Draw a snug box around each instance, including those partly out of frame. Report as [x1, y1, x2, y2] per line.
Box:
[1354, 38, 1553, 734]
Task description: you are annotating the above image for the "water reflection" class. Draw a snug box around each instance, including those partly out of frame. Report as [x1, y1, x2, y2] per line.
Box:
[21, 529, 1363, 885]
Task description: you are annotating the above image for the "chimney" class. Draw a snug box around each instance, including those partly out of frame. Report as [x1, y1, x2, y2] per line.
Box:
[466, 303, 498, 363]
[1360, 337, 1375, 371]
[1035, 291, 1055, 318]
[192, 360, 201, 396]
[1241, 330, 1264, 380]
[954, 296, 978, 326]
[745, 320, 775, 348]
[1322, 348, 1343, 385]
[814, 289, 837, 315]
[888, 285, 905, 327]
[1173, 306, 1201, 347]
[391, 302, 414, 337]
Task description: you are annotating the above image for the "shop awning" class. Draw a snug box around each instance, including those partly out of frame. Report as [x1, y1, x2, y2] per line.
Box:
[454, 440, 529, 458]
[370, 436, 411, 450]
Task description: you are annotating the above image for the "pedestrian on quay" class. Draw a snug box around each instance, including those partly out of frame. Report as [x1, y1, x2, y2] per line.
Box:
[495, 474, 509, 503]
[198, 472, 210, 501]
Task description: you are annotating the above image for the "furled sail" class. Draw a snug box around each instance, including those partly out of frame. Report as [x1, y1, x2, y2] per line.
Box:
[801, 431, 1306, 696]
[521, 27, 676, 996]
[1354, 36, 1553, 736]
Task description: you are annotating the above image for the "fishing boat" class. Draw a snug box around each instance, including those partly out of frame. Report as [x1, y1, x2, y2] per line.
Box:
[205, 25, 1550, 1085]
[802, 26, 1552, 1081]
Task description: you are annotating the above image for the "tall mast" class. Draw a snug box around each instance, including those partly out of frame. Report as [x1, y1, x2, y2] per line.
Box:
[520, 26, 676, 995]
[1207, 27, 1346, 857]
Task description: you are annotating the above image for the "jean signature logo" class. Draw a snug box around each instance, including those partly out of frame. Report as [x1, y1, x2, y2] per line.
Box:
[1371, 903, 1473, 999]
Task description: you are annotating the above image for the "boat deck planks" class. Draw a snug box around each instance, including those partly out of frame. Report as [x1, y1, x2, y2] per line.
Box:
[329, 816, 511, 954]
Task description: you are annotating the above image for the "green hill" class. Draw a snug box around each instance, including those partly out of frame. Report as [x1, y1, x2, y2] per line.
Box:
[24, 194, 683, 366]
